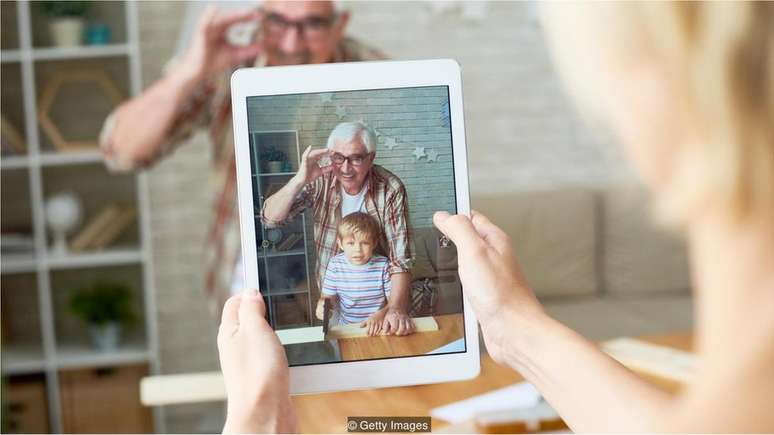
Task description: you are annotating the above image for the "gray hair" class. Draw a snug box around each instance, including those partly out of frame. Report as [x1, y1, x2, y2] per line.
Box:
[325, 121, 377, 153]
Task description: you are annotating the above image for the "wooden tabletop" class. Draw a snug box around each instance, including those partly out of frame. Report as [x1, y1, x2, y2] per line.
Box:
[338, 313, 465, 360]
[291, 331, 693, 433]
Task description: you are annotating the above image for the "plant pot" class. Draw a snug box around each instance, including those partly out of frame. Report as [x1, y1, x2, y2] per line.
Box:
[89, 322, 121, 352]
[49, 17, 85, 47]
[264, 161, 284, 174]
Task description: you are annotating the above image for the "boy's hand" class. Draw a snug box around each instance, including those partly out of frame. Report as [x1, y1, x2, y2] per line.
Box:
[315, 298, 325, 321]
[218, 289, 297, 433]
[361, 307, 388, 336]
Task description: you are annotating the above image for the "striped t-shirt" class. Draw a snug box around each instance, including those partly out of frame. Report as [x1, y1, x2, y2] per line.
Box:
[322, 252, 391, 324]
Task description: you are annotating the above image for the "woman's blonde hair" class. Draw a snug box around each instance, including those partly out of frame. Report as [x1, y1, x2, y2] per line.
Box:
[542, 2, 773, 225]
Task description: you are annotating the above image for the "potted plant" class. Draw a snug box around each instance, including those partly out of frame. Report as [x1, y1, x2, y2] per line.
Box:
[259, 146, 287, 173]
[69, 281, 135, 352]
[41, 1, 91, 47]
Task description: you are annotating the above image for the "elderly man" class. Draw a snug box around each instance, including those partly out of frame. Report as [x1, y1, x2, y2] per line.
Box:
[99, 1, 385, 311]
[262, 122, 415, 336]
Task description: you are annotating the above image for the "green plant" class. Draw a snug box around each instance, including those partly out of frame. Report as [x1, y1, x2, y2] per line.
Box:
[69, 281, 135, 326]
[259, 145, 287, 162]
[41, 1, 90, 18]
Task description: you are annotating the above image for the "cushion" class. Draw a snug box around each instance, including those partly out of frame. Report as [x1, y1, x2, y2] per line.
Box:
[601, 185, 691, 295]
[473, 188, 598, 298]
[543, 294, 694, 340]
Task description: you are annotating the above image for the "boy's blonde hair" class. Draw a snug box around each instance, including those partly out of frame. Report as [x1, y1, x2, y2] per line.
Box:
[542, 2, 774, 225]
[338, 212, 381, 243]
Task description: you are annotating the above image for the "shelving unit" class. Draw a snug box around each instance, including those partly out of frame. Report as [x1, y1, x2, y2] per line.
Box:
[1, 2, 161, 433]
[249, 130, 316, 330]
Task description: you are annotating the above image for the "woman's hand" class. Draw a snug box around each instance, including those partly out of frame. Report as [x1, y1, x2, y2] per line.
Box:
[218, 289, 297, 434]
[433, 210, 544, 364]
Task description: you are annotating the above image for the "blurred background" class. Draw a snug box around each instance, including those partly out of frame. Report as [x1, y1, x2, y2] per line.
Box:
[1, 1, 692, 433]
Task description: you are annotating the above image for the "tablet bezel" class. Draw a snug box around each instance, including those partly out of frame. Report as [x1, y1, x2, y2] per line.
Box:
[231, 59, 479, 394]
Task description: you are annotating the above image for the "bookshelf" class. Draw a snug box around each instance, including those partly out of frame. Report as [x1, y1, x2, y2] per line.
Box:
[1, 2, 162, 433]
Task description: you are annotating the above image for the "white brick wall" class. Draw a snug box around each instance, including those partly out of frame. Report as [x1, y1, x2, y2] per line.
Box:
[136, 1, 633, 431]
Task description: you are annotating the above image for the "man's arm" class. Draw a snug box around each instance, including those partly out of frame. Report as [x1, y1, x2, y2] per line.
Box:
[262, 146, 331, 226]
[102, 7, 262, 169]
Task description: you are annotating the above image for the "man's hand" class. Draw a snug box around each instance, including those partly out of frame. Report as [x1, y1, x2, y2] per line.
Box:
[360, 307, 388, 336]
[180, 6, 264, 82]
[218, 289, 297, 434]
[432, 210, 543, 364]
[381, 307, 415, 336]
[295, 146, 333, 186]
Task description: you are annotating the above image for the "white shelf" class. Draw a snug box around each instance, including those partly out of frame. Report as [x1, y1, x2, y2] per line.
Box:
[0, 49, 22, 63]
[258, 247, 306, 258]
[269, 288, 309, 297]
[1, 151, 105, 169]
[257, 171, 296, 177]
[55, 342, 150, 370]
[0, 154, 30, 169]
[31, 43, 131, 61]
[39, 150, 103, 166]
[1, 343, 46, 374]
[45, 248, 144, 270]
[1, 252, 38, 273]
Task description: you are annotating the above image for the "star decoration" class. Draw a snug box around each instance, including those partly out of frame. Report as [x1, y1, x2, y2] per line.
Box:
[413, 147, 426, 160]
[426, 149, 439, 162]
[321, 93, 333, 103]
[384, 136, 398, 150]
[335, 105, 347, 119]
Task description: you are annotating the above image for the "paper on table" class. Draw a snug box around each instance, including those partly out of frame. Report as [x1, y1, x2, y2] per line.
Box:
[430, 382, 541, 424]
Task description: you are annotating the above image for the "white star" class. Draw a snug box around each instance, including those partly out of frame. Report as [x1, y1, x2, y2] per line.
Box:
[426, 149, 439, 162]
[335, 105, 347, 119]
[321, 93, 333, 103]
[413, 147, 426, 160]
[384, 136, 398, 150]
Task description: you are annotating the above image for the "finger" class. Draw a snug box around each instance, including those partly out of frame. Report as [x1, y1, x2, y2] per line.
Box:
[220, 294, 242, 333]
[369, 321, 376, 336]
[395, 317, 407, 336]
[301, 145, 312, 161]
[433, 211, 486, 252]
[374, 322, 382, 336]
[211, 8, 261, 32]
[360, 320, 368, 328]
[197, 5, 218, 30]
[407, 318, 415, 333]
[225, 43, 263, 65]
[238, 288, 266, 333]
[381, 317, 393, 335]
[470, 210, 512, 256]
[307, 148, 331, 161]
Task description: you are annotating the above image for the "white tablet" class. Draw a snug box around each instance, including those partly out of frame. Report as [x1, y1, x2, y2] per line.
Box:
[231, 59, 479, 394]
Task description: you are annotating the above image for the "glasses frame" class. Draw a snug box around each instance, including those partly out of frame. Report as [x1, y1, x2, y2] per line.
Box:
[261, 10, 338, 41]
[330, 152, 373, 167]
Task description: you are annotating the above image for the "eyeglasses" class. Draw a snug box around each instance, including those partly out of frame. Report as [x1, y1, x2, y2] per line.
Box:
[331, 152, 372, 166]
[262, 11, 336, 41]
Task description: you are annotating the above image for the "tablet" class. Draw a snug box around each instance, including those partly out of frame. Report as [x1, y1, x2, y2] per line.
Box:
[231, 59, 479, 394]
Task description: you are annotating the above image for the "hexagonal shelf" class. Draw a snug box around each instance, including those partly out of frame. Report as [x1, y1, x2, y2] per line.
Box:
[37, 70, 123, 152]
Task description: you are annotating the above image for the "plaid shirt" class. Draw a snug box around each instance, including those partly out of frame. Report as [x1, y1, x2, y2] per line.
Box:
[100, 37, 386, 312]
[261, 165, 414, 290]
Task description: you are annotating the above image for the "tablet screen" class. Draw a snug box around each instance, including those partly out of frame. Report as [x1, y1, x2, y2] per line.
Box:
[245, 85, 465, 366]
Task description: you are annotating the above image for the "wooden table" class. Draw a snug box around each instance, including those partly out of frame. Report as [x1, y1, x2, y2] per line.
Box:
[291, 332, 693, 433]
[338, 313, 465, 360]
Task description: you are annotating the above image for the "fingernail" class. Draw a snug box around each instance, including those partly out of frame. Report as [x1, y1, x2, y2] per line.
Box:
[243, 288, 259, 299]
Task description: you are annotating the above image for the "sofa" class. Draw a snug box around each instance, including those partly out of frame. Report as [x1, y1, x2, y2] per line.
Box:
[410, 184, 694, 344]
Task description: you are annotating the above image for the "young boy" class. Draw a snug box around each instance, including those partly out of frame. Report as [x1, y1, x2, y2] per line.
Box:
[315, 212, 391, 335]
